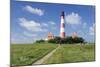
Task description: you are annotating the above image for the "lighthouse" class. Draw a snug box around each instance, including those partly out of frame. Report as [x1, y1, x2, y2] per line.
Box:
[60, 11, 66, 38]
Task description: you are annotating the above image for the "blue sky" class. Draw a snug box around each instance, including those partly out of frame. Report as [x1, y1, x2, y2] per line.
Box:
[11, 0, 95, 44]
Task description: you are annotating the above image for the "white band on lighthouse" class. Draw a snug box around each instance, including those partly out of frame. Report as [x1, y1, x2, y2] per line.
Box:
[60, 27, 65, 32]
[61, 18, 64, 23]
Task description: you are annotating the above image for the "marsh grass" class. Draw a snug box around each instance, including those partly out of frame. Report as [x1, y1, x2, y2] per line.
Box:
[11, 43, 56, 66]
[44, 44, 95, 64]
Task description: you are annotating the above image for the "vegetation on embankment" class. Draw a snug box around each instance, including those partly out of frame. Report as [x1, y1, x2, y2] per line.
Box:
[11, 43, 56, 66]
[44, 44, 95, 64]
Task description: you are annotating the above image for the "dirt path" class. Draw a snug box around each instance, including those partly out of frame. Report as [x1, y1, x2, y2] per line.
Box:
[32, 46, 60, 65]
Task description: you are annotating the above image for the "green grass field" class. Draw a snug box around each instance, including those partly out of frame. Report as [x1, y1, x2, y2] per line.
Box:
[11, 43, 56, 66]
[11, 43, 95, 66]
[44, 44, 95, 64]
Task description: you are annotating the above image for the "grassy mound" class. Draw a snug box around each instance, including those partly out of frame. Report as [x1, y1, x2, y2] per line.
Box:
[11, 43, 56, 66]
[44, 44, 95, 64]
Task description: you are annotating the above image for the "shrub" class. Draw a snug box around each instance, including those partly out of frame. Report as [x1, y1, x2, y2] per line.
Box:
[35, 36, 85, 44]
[47, 36, 85, 44]
[36, 39, 45, 43]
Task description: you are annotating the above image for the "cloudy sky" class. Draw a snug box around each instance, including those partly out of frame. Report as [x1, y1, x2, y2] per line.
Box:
[11, 0, 95, 44]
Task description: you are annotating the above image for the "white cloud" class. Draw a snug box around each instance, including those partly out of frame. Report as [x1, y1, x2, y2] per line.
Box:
[41, 21, 57, 30]
[23, 31, 37, 37]
[11, 37, 34, 44]
[11, 32, 34, 44]
[49, 21, 56, 25]
[11, 31, 45, 44]
[19, 18, 48, 32]
[24, 5, 44, 16]
[65, 12, 82, 24]
[47, 21, 58, 30]
[41, 23, 48, 27]
[83, 22, 87, 28]
[89, 23, 95, 35]
[52, 27, 57, 30]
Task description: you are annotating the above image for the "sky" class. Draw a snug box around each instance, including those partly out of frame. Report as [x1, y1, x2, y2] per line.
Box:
[11, 0, 95, 44]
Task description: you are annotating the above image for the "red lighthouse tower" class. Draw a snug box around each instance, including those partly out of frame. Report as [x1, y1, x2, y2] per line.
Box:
[60, 11, 65, 38]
